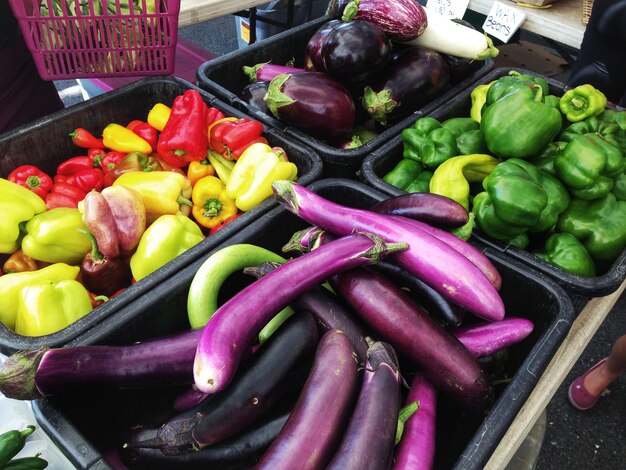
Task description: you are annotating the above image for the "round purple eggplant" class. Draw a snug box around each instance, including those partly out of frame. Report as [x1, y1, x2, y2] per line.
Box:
[321, 20, 391, 84]
[304, 19, 342, 72]
[326, 0, 352, 18]
[362, 46, 450, 126]
[239, 81, 270, 114]
[341, 0, 428, 42]
[265, 72, 356, 138]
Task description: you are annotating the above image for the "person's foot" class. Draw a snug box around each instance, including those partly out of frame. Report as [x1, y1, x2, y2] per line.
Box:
[568, 358, 609, 411]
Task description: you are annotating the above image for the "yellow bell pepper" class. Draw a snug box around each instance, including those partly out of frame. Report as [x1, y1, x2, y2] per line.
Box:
[187, 158, 216, 187]
[147, 103, 171, 131]
[103, 123, 153, 154]
[191, 176, 238, 229]
[226, 143, 298, 212]
[0, 263, 80, 331]
[14, 279, 92, 336]
[113, 171, 192, 220]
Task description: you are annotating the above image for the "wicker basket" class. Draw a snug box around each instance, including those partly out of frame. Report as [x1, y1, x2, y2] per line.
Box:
[8, 0, 181, 80]
[582, 0, 594, 25]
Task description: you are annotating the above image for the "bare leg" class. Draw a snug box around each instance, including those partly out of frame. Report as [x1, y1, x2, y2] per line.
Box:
[582, 335, 626, 396]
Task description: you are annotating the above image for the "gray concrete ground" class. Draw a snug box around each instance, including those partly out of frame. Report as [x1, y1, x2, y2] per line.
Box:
[52, 10, 625, 470]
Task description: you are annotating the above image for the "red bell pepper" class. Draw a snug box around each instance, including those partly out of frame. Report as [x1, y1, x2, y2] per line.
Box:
[7, 164, 53, 199]
[100, 151, 126, 174]
[127, 120, 158, 152]
[57, 155, 98, 176]
[209, 212, 242, 235]
[156, 90, 212, 167]
[209, 118, 267, 160]
[207, 106, 226, 124]
[70, 127, 104, 149]
[73, 168, 104, 193]
[45, 181, 86, 209]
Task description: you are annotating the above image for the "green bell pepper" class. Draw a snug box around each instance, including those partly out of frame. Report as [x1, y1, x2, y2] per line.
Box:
[429, 154, 500, 210]
[481, 85, 562, 159]
[0, 263, 80, 331]
[559, 84, 607, 123]
[484, 71, 549, 108]
[130, 213, 205, 281]
[14, 279, 92, 336]
[557, 192, 626, 262]
[544, 94, 561, 109]
[554, 133, 624, 200]
[473, 158, 570, 242]
[529, 141, 567, 176]
[21, 207, 92, 265]
[597, 109, 626, 132]
[559, 115, 626, 155]
[0, 178, 47, 254]
[383, 159, 423, 191]
[401, 117, 458, 169]
[442, 117, 487, 155]
[613, 171, 626, 201]
[534, 232, 596, 277]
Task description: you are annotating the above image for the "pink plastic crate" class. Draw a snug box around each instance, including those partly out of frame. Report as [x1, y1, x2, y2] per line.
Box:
[8, 0, 181, 80]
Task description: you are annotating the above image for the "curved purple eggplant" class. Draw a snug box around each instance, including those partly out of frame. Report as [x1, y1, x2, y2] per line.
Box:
[265, 72, 356, 138]
[304, 19, 342, 72]
[239, 81, 270, 114]
[243, 62, 304, 83]
[321, 20, 391, 84]
[362, 46, 450, 125]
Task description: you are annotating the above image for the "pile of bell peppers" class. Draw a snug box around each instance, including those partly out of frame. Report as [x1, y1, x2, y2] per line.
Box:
[0, 89, 298, 336]
[383, 70, 626, 277]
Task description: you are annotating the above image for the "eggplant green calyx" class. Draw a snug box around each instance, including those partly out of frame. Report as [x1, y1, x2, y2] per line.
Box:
[341, 0, 359, 21]
[282, 226, 324, 253]
[356, 232, 408, 264]
[266, 74, 296, 118]
[272, 180, 299, 213]
[475, 35, 500, 60]
[362, 86, 399, 126]
[395, 401, 420, 444]
[0, 348, 47, 400]
[242, 61, 270, 82]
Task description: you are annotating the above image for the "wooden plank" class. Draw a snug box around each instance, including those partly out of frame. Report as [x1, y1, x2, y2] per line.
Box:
[484, 279, 626, 469]
[468, 0, 586, 49]
[178, 0, 272, 28]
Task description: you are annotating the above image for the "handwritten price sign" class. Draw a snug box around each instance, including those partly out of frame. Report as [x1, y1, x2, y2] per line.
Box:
[482, 1, 526, 43]
[426, 0, 470, 19]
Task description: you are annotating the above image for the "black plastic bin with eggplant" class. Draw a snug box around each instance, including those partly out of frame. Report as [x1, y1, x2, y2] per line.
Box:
[0, 179, 573, 470]
[360, 67, 626, 298]
[196, 2, 496, 179]
[0, 76, 323, 355]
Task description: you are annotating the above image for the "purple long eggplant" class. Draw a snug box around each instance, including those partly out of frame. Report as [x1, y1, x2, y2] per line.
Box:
[330, 265, 493, 411]
[370, 192, 469, 229]
[304, 19, 342, 72]
[321, 20, 391, 84]
[127, 312, 318, 455]
[454, 317, 535, 358]
[243, 62, 304, 82]
[0, 329, 202, 400]
[239, 81, 270, 114]
[341, 0, 428, 42]
[326, 0, 352, 18]
[193, 233, 406, 394]
[265, 71, 356, 138]
[256, 330, 360, 470]
[392, 373, 437, 470]
[362, 46, 450, 125]
[326, 340, 401, 470]
[272, 181, 505, 322]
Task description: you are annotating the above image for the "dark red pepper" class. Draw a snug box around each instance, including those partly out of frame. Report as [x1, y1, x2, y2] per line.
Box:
[209, 118, 267, 160]
[45, 182, 86, 209]
[209, 212, 242, 235]
[102, 151, 162, 187]
[127, 120, 158, 152]
[80, 230, 132, 297]
[70, 127, 104, 149]
[56, 155, 98, 176]
[100, 151, 126, 174]
[72, 168, 104, 193]
[156, 89, 211, 166]
[7, 164, 53, 199]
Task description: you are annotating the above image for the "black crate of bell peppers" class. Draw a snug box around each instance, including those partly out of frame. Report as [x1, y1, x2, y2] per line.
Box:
[196, 15, 495, 179]
[0, 76, 323, 355]
[360, 67, 626, 298]
[23, 178, 575, 470]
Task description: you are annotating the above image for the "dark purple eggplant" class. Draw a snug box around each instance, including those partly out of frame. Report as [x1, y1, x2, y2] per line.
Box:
[239, 81, 270, 114]
[304, 19, 342, 72]
[119, 403, 292, 470]
[321, 20, 391, 84]
[341, 0, 428, 42]
[265, 71, 356, 138]
[444, 18, 483, 82]
[326, 0, 352, 18]
[256, 330, 360, 470]
[362, 46, 450, 125]
[243, 62, 305, 82]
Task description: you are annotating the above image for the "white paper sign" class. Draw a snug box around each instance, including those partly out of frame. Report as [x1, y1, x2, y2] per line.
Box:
[426, 0, 470, 19]
[482, 1, 526, 43]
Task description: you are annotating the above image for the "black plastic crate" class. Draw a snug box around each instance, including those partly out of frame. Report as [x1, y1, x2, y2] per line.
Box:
[360, 67, 626, 298]
[196, 16, 495, 179]
[0, 76, 322, 355]
[31, 178, 574, 470]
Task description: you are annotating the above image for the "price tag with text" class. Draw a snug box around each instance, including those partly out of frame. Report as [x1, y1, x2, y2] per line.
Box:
[482, 1, 526, 43]
[426, 0, 470, 19]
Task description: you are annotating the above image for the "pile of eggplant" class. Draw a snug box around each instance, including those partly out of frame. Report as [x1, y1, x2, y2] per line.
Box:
[240, 0, 499, 147]
[0, 184, 535, 470]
